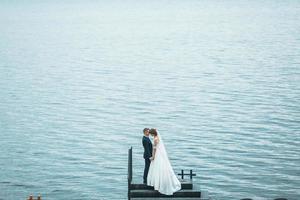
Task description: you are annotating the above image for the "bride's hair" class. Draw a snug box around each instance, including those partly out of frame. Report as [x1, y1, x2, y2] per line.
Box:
[149, 128, 158, 136]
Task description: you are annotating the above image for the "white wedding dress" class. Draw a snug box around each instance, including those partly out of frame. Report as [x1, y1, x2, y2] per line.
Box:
[147, 132, 181, 195]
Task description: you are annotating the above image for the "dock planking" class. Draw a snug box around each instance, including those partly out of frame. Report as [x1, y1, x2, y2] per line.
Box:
[130, 189, 201, 198]
[131, 198, 202, 200]
[131, 179, 193, 190]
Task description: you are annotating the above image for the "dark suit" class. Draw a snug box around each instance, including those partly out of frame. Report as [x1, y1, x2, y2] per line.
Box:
[142, 135, 152, 184]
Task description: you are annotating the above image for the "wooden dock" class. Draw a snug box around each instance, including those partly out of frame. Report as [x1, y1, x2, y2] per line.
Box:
[128, 147, 203, 200]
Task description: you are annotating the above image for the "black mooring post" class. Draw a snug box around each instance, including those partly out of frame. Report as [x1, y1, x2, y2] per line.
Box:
[190, 170, 196, 179]
[181, 169, 184, 179]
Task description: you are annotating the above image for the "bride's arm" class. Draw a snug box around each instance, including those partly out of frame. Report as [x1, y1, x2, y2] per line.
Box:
[151, 138, 159, 160]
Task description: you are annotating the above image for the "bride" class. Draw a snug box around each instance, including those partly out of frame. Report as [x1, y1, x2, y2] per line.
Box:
[147, 128, 181, 195]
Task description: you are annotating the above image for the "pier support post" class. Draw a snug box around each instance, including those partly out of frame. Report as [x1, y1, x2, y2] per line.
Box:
[128, 147, 133, 200]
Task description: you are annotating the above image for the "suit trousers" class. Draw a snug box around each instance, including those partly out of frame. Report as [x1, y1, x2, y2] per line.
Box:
[143, 158, 151, 183]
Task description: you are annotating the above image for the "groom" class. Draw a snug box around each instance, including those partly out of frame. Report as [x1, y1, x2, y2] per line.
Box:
[142, 128, 152, 184]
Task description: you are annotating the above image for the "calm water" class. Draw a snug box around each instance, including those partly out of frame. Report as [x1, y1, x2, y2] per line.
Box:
[0, 0, 300, 199]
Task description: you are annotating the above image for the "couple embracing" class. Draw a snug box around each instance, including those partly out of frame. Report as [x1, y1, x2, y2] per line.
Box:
[142, 128, 181, 195]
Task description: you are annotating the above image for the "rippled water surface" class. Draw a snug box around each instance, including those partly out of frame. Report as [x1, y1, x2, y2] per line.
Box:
[0, 0, 300, 199]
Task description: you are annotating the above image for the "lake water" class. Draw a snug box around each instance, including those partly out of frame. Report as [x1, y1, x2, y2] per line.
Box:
[0, 0, 299, 199]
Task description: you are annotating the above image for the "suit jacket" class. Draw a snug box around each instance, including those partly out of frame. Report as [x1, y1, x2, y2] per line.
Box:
[142, 136, 153, 159]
